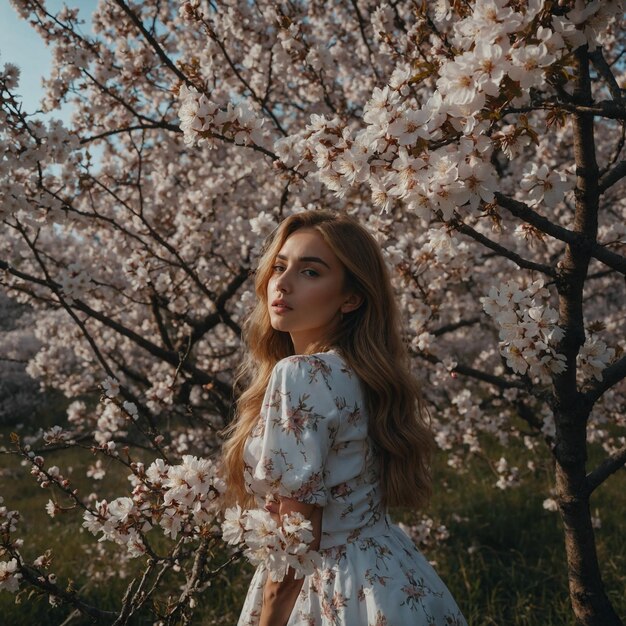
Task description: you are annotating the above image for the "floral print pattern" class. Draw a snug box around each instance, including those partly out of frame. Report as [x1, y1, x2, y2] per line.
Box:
[240, 349, 466, 625]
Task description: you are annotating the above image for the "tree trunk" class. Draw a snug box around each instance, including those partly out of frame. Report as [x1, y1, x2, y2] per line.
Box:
[554, 416, 623, 626]
[552, 46, 623, 626]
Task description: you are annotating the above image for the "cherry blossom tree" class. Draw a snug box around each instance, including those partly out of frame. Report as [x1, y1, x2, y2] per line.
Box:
[0, 293, 54, 425]
[1, 1, 625, 624]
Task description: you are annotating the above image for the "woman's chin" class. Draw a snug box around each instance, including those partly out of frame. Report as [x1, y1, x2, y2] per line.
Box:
[269, 318, 289, 331]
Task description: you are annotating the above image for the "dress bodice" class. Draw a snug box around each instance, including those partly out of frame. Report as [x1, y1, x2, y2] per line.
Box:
[243, 350, 389, 549]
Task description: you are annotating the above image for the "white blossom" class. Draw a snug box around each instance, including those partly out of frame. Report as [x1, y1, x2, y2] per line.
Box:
[102, 377, 120, 399]
[543, 498, 558, 512]
[481, 280, 567, 384]
[249, 211, 277, 238]
[578, 336, 615, 382]
[520, 163, 573, 208]
[43, 425, 71, 445]
[221, 505, 246, 545]
[45, 499, 58, 518]
[0, 559, 21, 593]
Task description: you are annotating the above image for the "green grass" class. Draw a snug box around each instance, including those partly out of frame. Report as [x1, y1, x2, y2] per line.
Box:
[422, 441, 626, 625]
[1, 426, 624, 625]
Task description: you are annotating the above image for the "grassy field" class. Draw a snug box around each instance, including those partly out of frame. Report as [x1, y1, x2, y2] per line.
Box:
[1, 423, 624, 625]
[425, 440, 626, 626]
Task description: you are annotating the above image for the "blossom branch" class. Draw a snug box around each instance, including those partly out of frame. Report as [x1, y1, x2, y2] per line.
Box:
[502, 97, 626, 125]
[574, 244, 626, 275]
[188, 267, 249, 344]
[559, 99, 626, 121]
[600, 121, 626, 177]
[142, 552, 182, 617]
[36, 187, 171, 268]
[413, 350, 526, 391]
[12, 223, 186, 442]
[432, 318, 481, 337]
[515, 401, 547, 435]
[164, 536, 211, 624]
[349, 0, 381, 82]
[261, 47, 275, 108]
[80, 123, 178, 145]
[495, 192, 626, 275]
[598, 160, 626, 194]
[89, 75, 180, 132]
[452, 219, 556, 277]
[112, 558, 162, 626]
[585, 444, 626, 495]
[0, 258, 233, 403]
[583, 353, 626, 404]
[495, 192, 581, 244]
[150, 293, 175, 352]
[69, 296, 233, 399]
[204, 128, 280, 162]
[191, 11, 287, 135]
[85, 174, 221, 302]
[112, 0, 190, 86]
[14, 219, 119, 382]
[588, 50, 625, 102]
[16, 561, 116, 621]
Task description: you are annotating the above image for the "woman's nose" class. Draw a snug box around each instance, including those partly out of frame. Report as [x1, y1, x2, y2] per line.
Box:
[274, 269, 291, 292]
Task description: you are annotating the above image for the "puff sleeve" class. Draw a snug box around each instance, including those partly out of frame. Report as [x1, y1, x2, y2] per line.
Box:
[250, 355, 340, 507]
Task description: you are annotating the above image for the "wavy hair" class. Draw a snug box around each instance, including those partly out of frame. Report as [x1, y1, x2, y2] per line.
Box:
[220, 209, 434, 511]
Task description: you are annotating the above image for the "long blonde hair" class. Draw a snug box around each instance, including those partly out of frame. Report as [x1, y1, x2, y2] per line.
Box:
[220, 209, 434, 510]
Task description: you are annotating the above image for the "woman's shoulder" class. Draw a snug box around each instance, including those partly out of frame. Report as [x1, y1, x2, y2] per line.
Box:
[272, 349, 355, 390]
[274, 348, 348, 371]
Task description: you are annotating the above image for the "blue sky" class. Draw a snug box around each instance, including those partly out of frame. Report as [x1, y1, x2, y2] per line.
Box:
[0, 1, 94, 117]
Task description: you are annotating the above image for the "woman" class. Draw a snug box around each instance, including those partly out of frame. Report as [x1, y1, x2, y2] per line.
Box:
[222, 209, 466, 625]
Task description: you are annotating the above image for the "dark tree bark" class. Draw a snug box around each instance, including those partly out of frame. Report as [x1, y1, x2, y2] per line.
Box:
[552, 46, 624, 626]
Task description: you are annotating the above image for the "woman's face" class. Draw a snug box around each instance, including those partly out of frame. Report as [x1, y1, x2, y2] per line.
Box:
[266, 227, 360, 354]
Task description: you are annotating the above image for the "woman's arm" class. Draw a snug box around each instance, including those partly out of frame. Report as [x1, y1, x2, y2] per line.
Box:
[258, 497, 323, 626]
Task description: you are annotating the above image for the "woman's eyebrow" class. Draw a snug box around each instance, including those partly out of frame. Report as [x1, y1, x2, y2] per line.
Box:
[276, 253, 330, 269]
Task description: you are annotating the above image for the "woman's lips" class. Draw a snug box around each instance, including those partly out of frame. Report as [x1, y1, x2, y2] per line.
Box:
[271, 304, 292, 313]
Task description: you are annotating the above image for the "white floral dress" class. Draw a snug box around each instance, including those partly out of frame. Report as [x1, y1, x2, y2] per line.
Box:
[239, 349, 467, 626]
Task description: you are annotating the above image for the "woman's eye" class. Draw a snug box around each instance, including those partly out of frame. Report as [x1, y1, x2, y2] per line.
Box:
[272, 265, 285, 272]
[302, 269, 318, 277]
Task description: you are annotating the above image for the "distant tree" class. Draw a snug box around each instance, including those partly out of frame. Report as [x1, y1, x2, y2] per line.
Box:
[0, 292, 50, 426]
